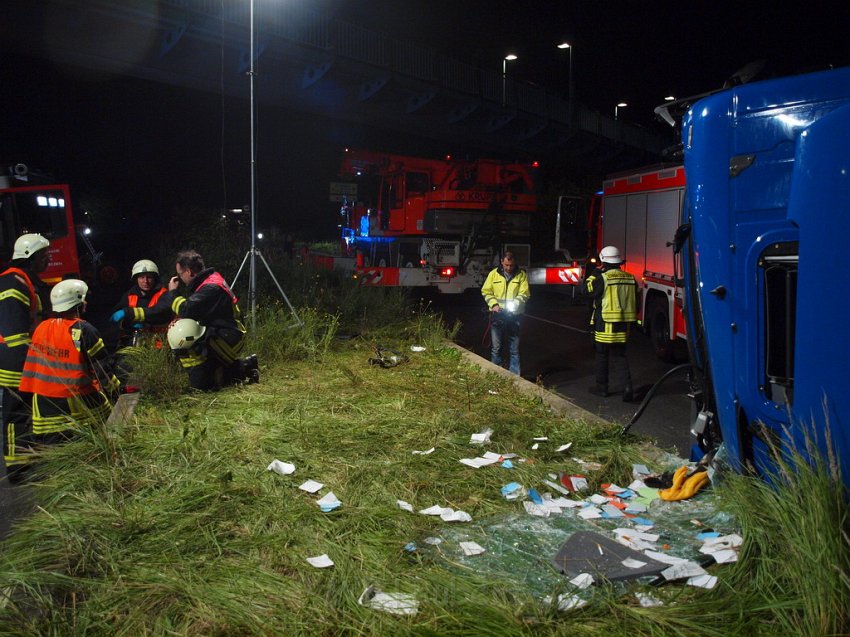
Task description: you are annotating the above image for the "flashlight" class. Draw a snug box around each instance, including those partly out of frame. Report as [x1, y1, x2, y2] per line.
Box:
[506, 300, 518, 313]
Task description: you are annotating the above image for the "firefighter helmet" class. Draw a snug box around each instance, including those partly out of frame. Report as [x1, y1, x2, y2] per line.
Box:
[131, 259, 159, 279]
[12, 233, 50, 260]
[51, 279, 89, 313]
[167, 318, 206, 350]
[599, 245, 623, 264]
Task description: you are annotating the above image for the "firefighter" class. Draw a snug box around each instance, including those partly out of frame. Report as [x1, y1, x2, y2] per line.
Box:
[582, 245, 637, 401]
[163, 250, 258, 390]
[481, 251, 530, 376]
[19, 279, 120, 449]
[109, 259, 172, 347]
[0, 233, 50, 483]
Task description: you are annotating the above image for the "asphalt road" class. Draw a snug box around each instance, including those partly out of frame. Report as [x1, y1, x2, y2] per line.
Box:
[432, 287, 694, 457]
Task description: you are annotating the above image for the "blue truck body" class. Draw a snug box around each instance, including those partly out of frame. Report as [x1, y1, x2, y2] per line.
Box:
[681, 66, 850, 484]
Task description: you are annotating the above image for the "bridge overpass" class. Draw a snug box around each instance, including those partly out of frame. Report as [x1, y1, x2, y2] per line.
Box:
[6, 0, 668, 170]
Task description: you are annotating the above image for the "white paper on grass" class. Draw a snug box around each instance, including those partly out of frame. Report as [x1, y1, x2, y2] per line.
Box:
[546, 496, 583, 509]
[523, 501, 550, 518]
[687, 573, 718, 589]
[299, 479, 324, 493]
[533, 436, 549, 442]
[702, 533, 743, 550]
[643, 550, 686, 565]
[543, 593, 587, 612]
[605, 483, 625, 493]
[601, 504, 625, 518]
[358, 587, 418, 616]
[614, 528, 659, 542]
[624, 502, 647, 513]
[411, 447, 435, 455]
[316, 492, 341, 509]
[569, 573, 594, 589]
[423, 536, 442, 545]
[531, 443, 540, 450]
[705, 548, 738, 564]
[397, 500, 414, 512]
[266, 460, 295, 476]
[661, 561, 708, 581]
[628, 479, 647, 491]
[555, 443, 573, 452]
[589, 494, 609, 505]
[441, 509, 472, 523]
[419, 505, 449, 516]
[570, 476, 589, 491]
[306, 554, 334, 568]
[470, 428, 493, 445]
[459, 541, 486, 556]
[577, 506, 602, 519]
[459, 456, 500, 469]
[410, 345, 426, 352]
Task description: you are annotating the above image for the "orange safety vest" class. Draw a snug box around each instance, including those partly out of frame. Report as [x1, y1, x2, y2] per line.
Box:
[197, 272, 238, 304]
[127, 287, 166, 308]
[19, 318, 97, 398]
[0, 266, 41, 327]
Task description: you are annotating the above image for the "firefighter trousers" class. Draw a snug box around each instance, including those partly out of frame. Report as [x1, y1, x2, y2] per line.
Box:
[1, 387, 35, 483]
[593, 341, 632, 394]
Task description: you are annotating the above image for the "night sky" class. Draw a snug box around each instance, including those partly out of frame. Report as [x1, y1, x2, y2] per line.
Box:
[1, 0, 847, 261]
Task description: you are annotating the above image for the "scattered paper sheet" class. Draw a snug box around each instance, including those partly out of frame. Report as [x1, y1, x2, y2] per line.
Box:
[569, 476, 588, 491]
[543, 479, 571, 496]
[601, 504, 625, 518]
[543, 593, 587, 612]
[419, 505, 449, 516]
[531, 443, 540, 450]
[704, 548, 738, 564]
[632, 464, 650, 476]
[621, 558, 647, 569]
[299, 480, 323, 493]
[569, 573, 594, 589]
[556, 443, 573, 452]
[533, 436, 549, 442]
[459, 456, 501, 469]
[358, 587, 419, 616]
[423, 536, 442, 545]
[412, 447, 435, 455]
[440, 509, 472, 523]
[501, 482, 524, 499]
[306, 554, 334, 568]
[410, 345, 426, 352]
[316, 491, 341, 512]
[470, 428, 493, 445]
[687, 573, 718, 589]
[397, 500, 414, 512]
[589, 494, 609, 505]
[459, 541, 486, 556]
[661, 561, 708, 581]
[523, 501, 550, 517]
[266, 459, 295, 476]
[578, 505, 602, 519]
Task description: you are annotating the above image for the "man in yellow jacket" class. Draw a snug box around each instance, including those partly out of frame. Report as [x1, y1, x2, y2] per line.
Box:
[481, 251, 530, 376]
[582, 245, 637, 401]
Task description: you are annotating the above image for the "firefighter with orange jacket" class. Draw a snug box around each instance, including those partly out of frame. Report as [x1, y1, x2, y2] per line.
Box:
[1, 233, 50, 483]
[19, 279, 119, 447]
[109, 259, 172, 347]
[163, 250, 258, 390]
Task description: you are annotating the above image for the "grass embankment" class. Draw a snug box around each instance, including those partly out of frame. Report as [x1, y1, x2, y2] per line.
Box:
[0, 286, 848, 635]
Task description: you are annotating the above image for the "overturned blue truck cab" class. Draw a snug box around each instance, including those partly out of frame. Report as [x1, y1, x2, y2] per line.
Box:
[678, 67, 850, 486]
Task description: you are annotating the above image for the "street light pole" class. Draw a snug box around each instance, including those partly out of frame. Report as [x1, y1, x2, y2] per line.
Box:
[556, 42, 573, 102]
[248, 0, 257, 329]
[615, 102, 627, 120]
[502, 54, 517, 107]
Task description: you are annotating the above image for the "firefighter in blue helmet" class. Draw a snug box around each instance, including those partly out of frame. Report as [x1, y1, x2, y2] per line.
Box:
[582, 245, 638, 401]
[0, 233, 50, 483]
[162, 250, 258, 390]
[481, 251, 530, 376]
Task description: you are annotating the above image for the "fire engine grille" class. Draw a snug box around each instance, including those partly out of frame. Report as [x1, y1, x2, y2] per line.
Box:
[422, 239, 460, 266]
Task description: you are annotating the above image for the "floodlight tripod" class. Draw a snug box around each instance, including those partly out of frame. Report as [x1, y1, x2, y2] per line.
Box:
[230, 0, 301, 330]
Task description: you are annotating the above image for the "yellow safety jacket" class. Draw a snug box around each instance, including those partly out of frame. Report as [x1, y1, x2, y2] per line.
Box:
[585, 267, 637, 343]
[481, 267, 530, 313]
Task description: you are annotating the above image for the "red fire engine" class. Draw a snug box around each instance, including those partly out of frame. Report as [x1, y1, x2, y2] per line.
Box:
[329, 149, 582, 293]
[0, 164, 82, 284]
[594, 164, 686, 360]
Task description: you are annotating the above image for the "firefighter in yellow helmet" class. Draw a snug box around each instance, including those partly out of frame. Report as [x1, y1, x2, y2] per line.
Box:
[1, 233, 50, 483]
[19, 279, 120, 449]
[582, 245, 638, 401]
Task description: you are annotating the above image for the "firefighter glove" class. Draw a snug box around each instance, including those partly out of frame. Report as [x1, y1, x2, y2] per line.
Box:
[658, 466, 710, 501]
[110, 309, 127, 323]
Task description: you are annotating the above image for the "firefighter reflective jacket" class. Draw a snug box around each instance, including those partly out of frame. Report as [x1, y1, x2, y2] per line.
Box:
[0, 264, 45, 388]
[163, 268, 246, 334]
[481, 267, 530, 312]
[113, 284, 170, 328]
[20, 318, 119, 398]
[583, 266, 637, 343]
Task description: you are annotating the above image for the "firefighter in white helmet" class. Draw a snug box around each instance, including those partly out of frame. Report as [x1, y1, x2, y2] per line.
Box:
[163, 250, 258, 390]
[19, 279, 119, 451]
[109, 259, 172, 347]
[582, 245, 638, 401]
[1, 233, 50, 483]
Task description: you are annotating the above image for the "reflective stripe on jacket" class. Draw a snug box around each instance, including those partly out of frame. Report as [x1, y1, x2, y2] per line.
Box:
[19, 318, 98, 398]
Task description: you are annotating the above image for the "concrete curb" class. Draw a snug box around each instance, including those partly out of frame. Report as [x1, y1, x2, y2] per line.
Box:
[446, 343, 611, 426]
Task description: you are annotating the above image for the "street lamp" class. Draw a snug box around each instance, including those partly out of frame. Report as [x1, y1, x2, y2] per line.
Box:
[615, 102, 627, 120]
[502, 53, 517, 106]
[556, 42, 573, 103]
[664, 95, 676, 101]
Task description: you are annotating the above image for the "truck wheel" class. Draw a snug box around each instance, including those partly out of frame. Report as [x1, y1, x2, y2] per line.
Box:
[647, 298, 675, 362]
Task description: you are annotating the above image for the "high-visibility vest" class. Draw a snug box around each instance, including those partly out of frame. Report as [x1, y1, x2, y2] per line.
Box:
[19, 318, 97, 398]
[0, 266, 41, 327]
[127, 287, 166, 308]
[600, 269, 637, 323]
[197, 272, 238, 304]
